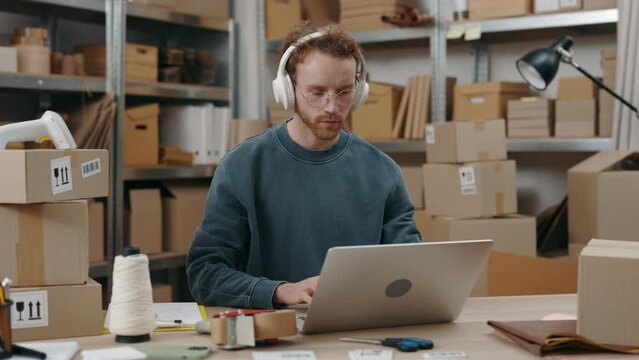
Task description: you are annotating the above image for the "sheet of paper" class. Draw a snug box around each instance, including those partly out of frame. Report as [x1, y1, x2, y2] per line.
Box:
[13, 341, 79, 360]
[447, 24, 465, 39]
[253, 351, 317, 360]
[104, 302, 203, 328]
[81, 346, 146, 360]
[542, 312, 577, 321]
[464, 23, 482, 41]
[349, 349, 393, 360]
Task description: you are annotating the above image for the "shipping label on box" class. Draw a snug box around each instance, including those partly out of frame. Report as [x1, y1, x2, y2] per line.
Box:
[423, 160, 517, 217]
[426, 119, 507, 164]
[0, 149, 109, 203]
[11, 279, 103, 341]
[0, 201, 89, 287]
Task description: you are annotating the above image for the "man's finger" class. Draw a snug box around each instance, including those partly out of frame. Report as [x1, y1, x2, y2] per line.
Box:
[302, 292, 313, 304]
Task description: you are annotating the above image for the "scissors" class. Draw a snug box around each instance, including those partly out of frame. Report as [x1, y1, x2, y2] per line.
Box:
[339, 337, 434, 352]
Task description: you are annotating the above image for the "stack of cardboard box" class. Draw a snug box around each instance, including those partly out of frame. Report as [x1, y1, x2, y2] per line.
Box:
[0, 147, 109, 341]
[555, 77, 598, 137]
[340, 0, 416, 33]
[421, 118, 538, 296]
[506, 97, 554, 138]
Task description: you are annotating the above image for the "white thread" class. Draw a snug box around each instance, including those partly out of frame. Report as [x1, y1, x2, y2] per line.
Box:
[108, 254, 156, 336]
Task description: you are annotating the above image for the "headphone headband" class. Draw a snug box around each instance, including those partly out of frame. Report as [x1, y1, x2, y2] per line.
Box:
[272, 30, 369, 111]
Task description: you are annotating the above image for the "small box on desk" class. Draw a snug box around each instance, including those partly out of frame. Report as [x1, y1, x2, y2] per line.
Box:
[124, 103, 160, 166]
[0, 149, 108, 203]
[423, 160, 517, 217]
[351, 82, 403, 141]
[125, 189, 163, 254]
[578, 239, 639, 346]
[426, 119, 507, 164]
[0, 200, 89, 287]
[453, 82, 531, 121]
[10, 279, 103, 341]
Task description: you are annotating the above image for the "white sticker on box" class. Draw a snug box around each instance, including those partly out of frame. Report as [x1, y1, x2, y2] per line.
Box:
[459, 166, 477, 195]
[349, 349, 393, 360]
[423, 351, 467, 359]
[51, 156, 73, 195]
[81, 158, 101, 178]
[560, 0, 578, 7]
[469, 96, 485, 104]
[11, 290, 48, 329]
[426, 125, 436, 144]
[252, 351, 317, 360]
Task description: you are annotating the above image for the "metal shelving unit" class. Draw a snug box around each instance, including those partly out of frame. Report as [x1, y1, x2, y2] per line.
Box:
[0, 72, 106, 93]
[126, 81, 229, 101]
[372, 138, 614, 153]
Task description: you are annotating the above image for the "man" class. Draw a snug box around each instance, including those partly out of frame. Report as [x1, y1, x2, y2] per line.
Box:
[186, 23, 420, 309]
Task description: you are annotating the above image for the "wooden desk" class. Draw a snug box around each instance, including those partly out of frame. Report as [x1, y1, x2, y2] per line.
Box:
[68, 294, 577, 359]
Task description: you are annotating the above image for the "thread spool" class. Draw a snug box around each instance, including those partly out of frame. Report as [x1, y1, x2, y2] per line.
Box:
[109, 247, 155, 343]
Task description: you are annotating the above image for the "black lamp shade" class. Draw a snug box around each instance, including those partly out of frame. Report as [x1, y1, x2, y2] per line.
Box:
[516, 48, 561, 91]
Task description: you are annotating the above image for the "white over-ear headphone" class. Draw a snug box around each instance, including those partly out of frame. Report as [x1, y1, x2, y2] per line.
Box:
[271, 31, 369, 111]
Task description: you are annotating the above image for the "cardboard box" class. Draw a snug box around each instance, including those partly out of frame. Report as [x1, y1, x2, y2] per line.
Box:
[582, 0, 616, 9]
[302, 0, 340, 24]
[124, 103, 159, 166]
[602, 48, 616, 88]
[555, 99, 596, 138]
[487, 252, 577, 296]
[162, 182, 208, 253]
[469, 0, 532, 20]
[0, 149, 109, 203]
[423, 160, 517, 217]
[578, 239, 639, 346]
[16, 45, 50, 75]
[229, 119, 271, 149]
[126, 189, 162, 254]
[152, 283, 173, 303]
[453, 82, 531, 121]
[0, 201, 89, 287]
[175, 0, 229, 19]
[507, 127, 552, 138]
[0, 46, 18, 72]
[351, 82, 403, 140]
[568, 151, 639, 244]
[266, 0, 302, 40]
[400, 166, 424, 209]
[76, 43, 158, 82]
[422, 215, 536, 296]
[534, 0, 582, 13]
[599, 89, 614, 137]
[507, 98, 554, 120]
[88, 199, 105, 263]
[557, 77, 598, 101]
[11, 279, 103, 341]
[426, 119, 507, 164]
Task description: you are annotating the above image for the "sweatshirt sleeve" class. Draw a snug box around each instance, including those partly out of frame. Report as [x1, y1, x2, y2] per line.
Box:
[186, 165, 283, 308]
[381, 167, 422, 244]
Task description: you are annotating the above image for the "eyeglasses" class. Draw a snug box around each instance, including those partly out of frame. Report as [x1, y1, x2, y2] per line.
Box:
[293, 81, 356, 109]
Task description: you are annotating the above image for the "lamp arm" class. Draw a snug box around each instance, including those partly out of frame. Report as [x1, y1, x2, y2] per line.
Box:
[567, 59, 639, 119]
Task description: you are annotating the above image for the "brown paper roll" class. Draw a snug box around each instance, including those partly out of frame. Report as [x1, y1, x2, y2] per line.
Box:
[16, 45, 51, 75]
[14, 27, 48, 39]
[254, 310, 297, 339]
[210, 310, 297, 345]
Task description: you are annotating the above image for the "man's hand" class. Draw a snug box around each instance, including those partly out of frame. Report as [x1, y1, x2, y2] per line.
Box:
[273, 276, 319, 306]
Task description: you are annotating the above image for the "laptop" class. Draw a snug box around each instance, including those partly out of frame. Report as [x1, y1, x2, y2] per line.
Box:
[297, 239, 493, 334]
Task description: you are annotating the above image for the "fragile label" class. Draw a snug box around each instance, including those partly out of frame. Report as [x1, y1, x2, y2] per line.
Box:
[459, 166, 477, 196]
[11, 290, 48, 329]
[81, 158, 101, 178]
[426, 125, 436, 144]
[51, 156, 73, 195]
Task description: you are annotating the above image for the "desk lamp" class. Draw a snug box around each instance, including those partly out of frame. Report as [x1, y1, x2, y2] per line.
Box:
[516, 35, 638, 118]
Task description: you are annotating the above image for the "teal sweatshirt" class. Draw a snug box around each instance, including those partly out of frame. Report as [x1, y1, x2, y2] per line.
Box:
[186, 121, 420, 308]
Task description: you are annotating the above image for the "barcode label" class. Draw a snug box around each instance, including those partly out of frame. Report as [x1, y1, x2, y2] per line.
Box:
[459, 166, 477, 196]
[81, 159, 101, 178]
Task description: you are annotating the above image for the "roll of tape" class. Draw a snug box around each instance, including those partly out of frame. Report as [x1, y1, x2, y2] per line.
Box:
[210, 310, 297, 345]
